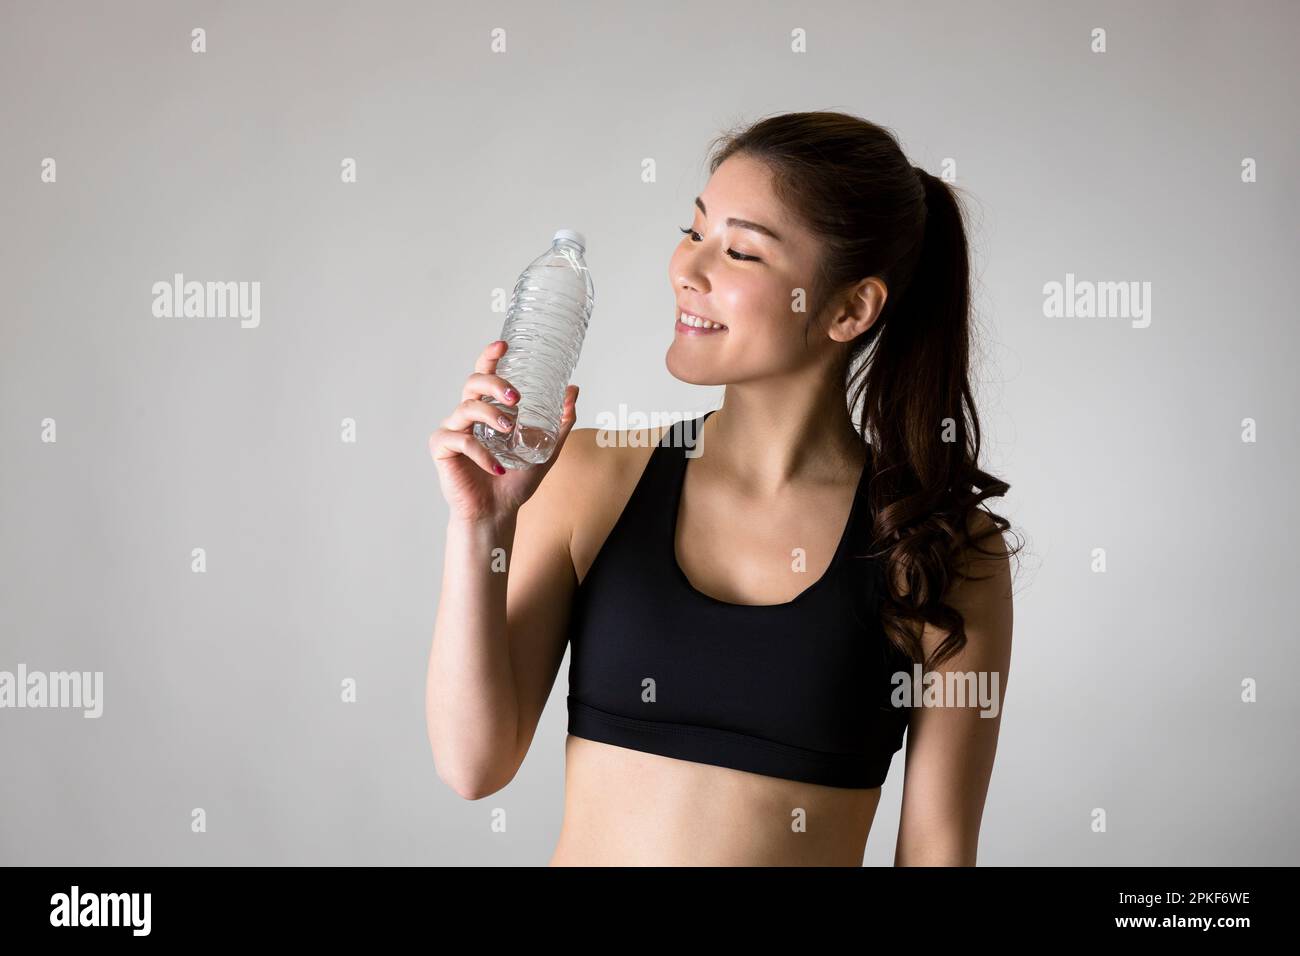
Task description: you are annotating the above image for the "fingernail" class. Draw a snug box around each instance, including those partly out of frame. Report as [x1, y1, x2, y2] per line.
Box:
[493, 462, 505, 475]
[498, 415, 513, 430]
[504, 388, 519, 402]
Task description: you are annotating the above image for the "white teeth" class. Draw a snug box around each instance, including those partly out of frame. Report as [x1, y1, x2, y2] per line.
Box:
[680, 311, 726, 330]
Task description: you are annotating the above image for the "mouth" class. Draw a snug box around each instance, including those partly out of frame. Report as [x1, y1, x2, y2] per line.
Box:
[676, 309, 728, 334]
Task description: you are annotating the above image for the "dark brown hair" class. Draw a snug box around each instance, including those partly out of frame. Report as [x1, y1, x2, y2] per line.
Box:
[705, 110, 1022, 670]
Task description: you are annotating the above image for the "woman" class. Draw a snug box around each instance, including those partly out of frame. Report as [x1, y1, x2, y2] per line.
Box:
[426, 110, 1019, 866]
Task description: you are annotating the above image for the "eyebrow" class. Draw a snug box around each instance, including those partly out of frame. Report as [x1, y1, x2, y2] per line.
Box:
[695, 197, 783, 242]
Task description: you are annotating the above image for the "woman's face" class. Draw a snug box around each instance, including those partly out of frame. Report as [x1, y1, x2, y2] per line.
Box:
[666, 153, 834, 386]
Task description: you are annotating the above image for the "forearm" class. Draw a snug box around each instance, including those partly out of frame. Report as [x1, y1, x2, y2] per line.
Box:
[426, 514, 521, 798]
[894, 828, 979, 866]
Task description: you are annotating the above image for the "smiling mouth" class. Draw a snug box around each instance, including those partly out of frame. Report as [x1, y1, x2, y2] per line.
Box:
[677, 310, 728, 331]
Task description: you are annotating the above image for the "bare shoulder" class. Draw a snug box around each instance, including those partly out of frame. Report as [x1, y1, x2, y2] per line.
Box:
[954, 508, 1013, 590]
[552, 419, 672, 491]
[891, 507, 1013, 608]
[547, 419, 672, 582]
[922, 508, 1014, 665]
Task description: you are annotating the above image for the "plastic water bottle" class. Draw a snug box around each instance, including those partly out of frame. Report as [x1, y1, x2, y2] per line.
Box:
[473, 229, 594, 469]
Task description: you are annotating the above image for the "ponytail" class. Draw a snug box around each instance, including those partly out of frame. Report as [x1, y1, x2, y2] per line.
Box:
[705, 112, 1022, 670]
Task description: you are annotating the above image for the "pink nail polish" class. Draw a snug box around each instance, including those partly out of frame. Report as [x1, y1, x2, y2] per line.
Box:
[493, 463, 505, 475]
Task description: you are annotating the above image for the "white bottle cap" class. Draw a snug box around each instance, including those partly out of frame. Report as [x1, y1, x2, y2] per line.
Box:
[553, 229, 586, 251]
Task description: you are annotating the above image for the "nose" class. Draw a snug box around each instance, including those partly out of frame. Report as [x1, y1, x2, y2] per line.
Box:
[673, 247, 709, 296]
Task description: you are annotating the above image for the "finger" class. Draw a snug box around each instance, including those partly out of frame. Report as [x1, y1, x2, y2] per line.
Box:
[461, 371, 521, 409]
[441, 397, 518, 435]
[550, 384, 580, 452]
[428, 427, 506, 475]
[474, 339, 509, 377]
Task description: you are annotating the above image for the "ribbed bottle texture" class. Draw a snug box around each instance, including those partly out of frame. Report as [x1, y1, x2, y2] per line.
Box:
[474, 230, 594, 468]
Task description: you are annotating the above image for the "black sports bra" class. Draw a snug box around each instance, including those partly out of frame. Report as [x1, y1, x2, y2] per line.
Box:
[566, 410, 911, 789]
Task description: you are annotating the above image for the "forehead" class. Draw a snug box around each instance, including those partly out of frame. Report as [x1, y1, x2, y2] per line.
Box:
[697, 154, 822, 260]
[700, 154, 795, 234]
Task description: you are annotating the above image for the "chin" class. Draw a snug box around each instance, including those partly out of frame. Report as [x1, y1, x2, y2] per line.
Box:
[664, 347, 728, 386]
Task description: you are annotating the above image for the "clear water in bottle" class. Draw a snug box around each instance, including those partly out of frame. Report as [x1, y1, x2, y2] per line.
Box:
[474, 229, 594, 469]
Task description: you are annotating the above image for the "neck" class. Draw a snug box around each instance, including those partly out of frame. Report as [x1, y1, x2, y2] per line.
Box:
[698, 384, 867, 494]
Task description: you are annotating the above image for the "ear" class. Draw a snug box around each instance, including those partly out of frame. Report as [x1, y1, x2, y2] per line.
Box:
[826, 276, 887, 343]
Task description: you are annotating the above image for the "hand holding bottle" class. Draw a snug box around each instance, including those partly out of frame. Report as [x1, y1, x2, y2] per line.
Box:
[429, 339, 579, 524]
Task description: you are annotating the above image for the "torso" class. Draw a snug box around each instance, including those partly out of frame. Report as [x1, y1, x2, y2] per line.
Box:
[552, 735, 882, 865]
[550, 417, 888, 866]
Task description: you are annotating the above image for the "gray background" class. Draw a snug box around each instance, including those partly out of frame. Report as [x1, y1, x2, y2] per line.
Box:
[2, 0, 1297, 866]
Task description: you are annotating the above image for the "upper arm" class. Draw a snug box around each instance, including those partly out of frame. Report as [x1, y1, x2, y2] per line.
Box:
[894, 510, 1014, 866]
[505, 427, 599, 763]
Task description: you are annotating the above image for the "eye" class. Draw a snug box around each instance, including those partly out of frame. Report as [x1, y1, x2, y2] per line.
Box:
[677, 226, 761, 262]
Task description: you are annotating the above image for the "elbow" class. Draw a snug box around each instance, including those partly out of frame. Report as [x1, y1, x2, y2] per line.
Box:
[426, 703, 521, 800]
[429, 738, 518, 801]
[432, 753, 508, 801]
[439, 767, 495, 802]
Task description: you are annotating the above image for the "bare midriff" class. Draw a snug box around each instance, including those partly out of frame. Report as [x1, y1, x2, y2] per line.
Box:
[549, 734, 883, 866]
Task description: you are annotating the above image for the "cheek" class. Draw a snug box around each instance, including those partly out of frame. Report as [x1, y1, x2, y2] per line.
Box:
[724, 276, 796, 328]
